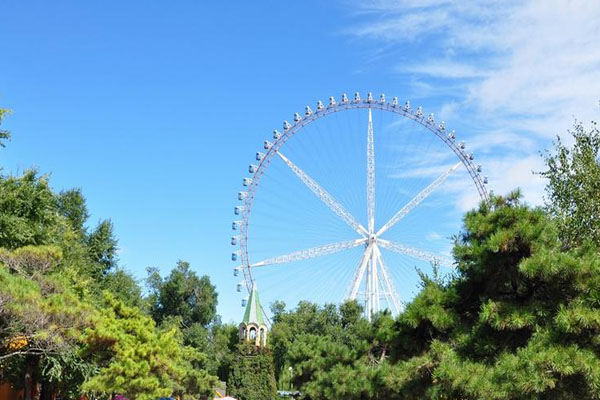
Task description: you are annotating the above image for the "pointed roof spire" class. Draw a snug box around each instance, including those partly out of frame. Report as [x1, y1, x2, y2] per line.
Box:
[242, 283, 265, 326]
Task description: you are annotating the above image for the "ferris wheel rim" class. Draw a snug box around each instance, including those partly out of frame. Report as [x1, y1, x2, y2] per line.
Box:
[235, 94, 489, 299]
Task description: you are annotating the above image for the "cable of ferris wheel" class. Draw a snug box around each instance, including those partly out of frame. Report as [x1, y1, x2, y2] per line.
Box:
[376, 161, 462, 237]
[275, 151, 369, 238]
[370, 107, 445, 244]
[332, 106, 364, 222]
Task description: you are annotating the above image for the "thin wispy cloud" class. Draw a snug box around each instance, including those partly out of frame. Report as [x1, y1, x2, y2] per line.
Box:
[397, 61, 489, 79]
[345, 0, 600, 206]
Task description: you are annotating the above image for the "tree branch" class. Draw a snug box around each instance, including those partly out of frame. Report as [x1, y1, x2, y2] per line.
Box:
[0, 348, 56, 361]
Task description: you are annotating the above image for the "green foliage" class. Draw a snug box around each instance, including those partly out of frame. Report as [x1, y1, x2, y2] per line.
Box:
[540, 120, 600, 248]
[0, 108, 10, 147]
[270, 300, 361, 380]
[40, 350, 97, 400]
[0, 168, 145, 399]
[0, 167, 140, 301]
[0, 125, 226, 399]
[270, 301, 396, 399]
[86, 219, 118, 277]
[0, 170, 63, 249]
[0, 246, 95, 399]
[82, 293, 216, 400]
[392, 194, 600, 399]
[0, 170, 121, 288]
[147, 260, 218, 330]
[57, 188, 89, 233]
[273, 193, 600, 399]
[0, 245, 62, 277]
[203, 322, 239, 382]
[228, 343, 277, 400]
[145, 261, 227, 391]
[100, 267, 143, 308]
[0, 247, 89, 360]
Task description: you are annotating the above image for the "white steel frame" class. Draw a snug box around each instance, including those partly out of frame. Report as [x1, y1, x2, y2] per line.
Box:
[234, 93, 489, 320]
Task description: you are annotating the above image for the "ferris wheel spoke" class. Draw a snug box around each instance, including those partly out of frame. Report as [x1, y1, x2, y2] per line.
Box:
[376, 162, 462, 237]
[366, 108, 376, 234]
[276, 151, 369, 237]
[377, 238, 454, 268]
[347, 243, 373, 300]
[250, 238, 367, 268]
[373, 246, 402, 316]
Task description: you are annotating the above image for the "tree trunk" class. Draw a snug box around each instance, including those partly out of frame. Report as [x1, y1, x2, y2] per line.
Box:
[24, 364, 32, 400]
[33, 380, 42, 400]
[24, 356, 40, 400]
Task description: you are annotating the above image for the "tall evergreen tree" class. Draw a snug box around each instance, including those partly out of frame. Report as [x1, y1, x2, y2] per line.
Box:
[57, 189, 89, 234]
[86, 219, 118, 277]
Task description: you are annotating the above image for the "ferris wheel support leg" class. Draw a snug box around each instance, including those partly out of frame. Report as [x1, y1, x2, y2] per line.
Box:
[366, 256, 372, 320]
[365, 260, 371, 319]
[374, 246, 402, 316]
[348, 244, 373, 301]
[376, 263, 394, 316]
[371, 246, 380, 316]
[365, 245, 382, 320]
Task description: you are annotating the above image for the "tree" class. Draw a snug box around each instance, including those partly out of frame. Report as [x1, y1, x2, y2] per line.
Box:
[540, 120, 600, 248]
[147, 261, 218, 331]
[145, 262, 222, 389]
[0, 107, 10, 147]
[0, 246, 92, 400]
[0, 247, 88, 362]
[57, 188, 89, 234]
[81, 294, 216, 400]
[273, 193, 600, 399]
[227, 343, 277, 400]
[0, 165, 143, 399]
[205, 322, 239, 382]
[383, 193, 600, 399]
[269, 300, 397, 399]
[0, 170, 63, 249]
[101, 268, 143, 308]
[86, 219, 118, 277]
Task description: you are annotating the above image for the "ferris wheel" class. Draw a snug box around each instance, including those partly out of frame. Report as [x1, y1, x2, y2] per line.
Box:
[232, 92, 488, 320]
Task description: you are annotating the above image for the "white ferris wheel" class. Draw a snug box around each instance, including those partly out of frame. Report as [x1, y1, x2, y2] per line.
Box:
[232, 92, 489, 321]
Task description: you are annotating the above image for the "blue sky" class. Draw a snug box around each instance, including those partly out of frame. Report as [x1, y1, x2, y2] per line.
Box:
[1, 1, 599, 322]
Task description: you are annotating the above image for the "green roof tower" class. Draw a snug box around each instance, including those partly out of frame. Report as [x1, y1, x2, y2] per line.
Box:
[239, 284, 268, 347]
